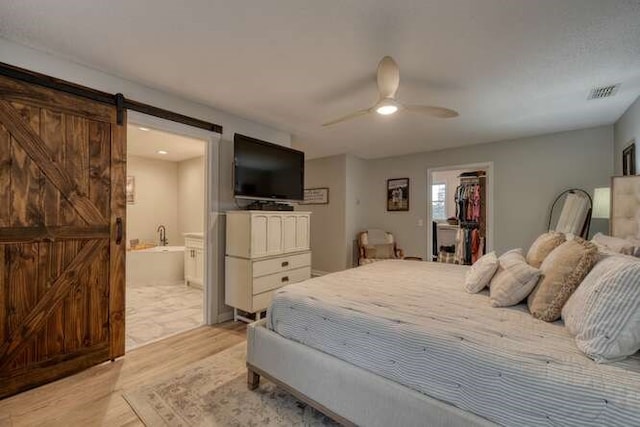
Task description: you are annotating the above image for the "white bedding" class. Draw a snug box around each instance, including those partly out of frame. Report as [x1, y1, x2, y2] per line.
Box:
[267, 260, 640, 427]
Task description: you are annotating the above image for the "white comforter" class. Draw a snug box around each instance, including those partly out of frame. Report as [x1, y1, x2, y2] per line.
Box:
[267, 260, 640, 427]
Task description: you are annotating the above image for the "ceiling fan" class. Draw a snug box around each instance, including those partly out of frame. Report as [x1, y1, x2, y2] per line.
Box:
[322, 56, 459, 127]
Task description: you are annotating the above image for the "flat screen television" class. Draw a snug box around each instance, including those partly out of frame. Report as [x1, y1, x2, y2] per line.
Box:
[234, 133, 305, 201]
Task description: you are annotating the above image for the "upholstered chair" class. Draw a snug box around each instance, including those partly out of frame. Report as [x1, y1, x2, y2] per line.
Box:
[357, 229, 404, 265]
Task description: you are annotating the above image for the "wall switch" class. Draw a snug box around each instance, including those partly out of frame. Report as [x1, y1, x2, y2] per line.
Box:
[417, 219, 424, 227]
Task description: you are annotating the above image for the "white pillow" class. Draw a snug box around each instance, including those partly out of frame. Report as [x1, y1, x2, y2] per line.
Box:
[489, 249, 542, 307]
[591, 233, 635, 255]
[625, 237, 640, 257]
[464, 252, 499, 293]
[562, 255, 640, 363]
[563, 256, 625, 335]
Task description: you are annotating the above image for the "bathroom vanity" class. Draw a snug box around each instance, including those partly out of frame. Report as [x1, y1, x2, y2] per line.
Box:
[183, 232, 205, 289]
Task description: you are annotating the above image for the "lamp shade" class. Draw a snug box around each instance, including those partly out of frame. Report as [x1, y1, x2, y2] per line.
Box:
[592, 187, 611, 219]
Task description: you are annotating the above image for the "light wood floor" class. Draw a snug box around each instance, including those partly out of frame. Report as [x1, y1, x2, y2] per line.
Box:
[0, 322, 247, 427]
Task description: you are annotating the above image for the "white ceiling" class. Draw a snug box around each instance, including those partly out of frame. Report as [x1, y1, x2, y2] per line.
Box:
[1, 0, 639, 159]
[128, 125, 205, 162]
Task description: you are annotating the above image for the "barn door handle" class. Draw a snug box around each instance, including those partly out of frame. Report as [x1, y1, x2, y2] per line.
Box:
[115, 217, 123, 245]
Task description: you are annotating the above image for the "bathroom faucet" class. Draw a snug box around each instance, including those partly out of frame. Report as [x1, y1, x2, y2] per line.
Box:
[157, 225, 168, 246]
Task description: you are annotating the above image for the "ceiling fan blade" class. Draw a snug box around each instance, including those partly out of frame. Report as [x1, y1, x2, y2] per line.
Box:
[322, 108, 372, 127]
[404, 105, 459, 118]
[377, 56, 400, 99]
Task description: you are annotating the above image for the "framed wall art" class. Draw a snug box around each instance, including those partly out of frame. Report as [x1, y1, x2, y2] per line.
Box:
[623, 141, 636, 176]
[387, 178, 409, 211]
[300, 187, 329, 205]
[126, 176, 135, 204]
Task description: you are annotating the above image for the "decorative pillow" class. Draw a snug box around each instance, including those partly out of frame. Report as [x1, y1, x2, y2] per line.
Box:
[464, 252, 499, 293]
[526, 232, 566, 268]
[591, 233, 636, 255]
[364, 243, 395, 259]
[562, 255, 640, 362]
[489, 249, 542, 307]
[527, 238, 598, 322]
[625, 238, 640, 257]
[563, 255, 636, 334]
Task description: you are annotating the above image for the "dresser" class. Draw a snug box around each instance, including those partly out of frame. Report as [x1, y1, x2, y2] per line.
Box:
[225, 211, 311, 322]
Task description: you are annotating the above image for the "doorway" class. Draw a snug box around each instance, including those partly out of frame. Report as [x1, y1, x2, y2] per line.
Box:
[125, 113, 219, 350]
[427, 162, 494, 263]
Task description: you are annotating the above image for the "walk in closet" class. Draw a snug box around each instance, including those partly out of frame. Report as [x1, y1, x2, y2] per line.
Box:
[432, 170, 487, 265]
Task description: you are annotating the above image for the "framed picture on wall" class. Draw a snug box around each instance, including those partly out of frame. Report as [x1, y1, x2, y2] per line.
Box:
[300, 187, 330, 205]
[126, 176, 135, 204]
[387, 178, 409, 211]
[623, 141, 636, 176]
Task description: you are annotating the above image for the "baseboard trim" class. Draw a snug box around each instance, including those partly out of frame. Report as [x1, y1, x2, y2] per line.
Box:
[311, 270, 330, 277]
[217, 311, 234, 323]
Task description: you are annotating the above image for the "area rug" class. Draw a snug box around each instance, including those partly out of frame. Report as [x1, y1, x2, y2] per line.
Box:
[122, 343, 338, 426]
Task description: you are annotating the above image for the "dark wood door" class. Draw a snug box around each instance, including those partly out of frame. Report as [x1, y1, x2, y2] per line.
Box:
[0, 74, 126, 399]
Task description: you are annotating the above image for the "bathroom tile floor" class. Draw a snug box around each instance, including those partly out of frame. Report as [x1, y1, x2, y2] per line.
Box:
[125, 280, 203, 351]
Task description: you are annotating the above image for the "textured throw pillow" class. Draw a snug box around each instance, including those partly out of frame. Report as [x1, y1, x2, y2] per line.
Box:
[526, 232, 566, 268]
[528, 238, 598, 322]
[489, 249, 542, 307]
[464, 252, 499, 293]
[364, 243, 395, 259]
[562, 256, 640, 362]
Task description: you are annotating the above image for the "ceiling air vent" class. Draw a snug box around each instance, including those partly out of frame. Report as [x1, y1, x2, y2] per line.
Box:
[588, 84, 620, 100]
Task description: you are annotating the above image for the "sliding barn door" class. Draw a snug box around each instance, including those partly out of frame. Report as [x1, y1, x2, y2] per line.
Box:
[0, 74, 126, 399]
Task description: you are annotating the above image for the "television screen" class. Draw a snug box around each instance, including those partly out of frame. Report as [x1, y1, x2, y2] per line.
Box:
[234, 134, 304, 201]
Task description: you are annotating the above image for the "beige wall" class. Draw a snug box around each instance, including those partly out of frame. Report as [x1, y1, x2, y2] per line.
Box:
[362, 126, 613, 260]
[126, 156, 179, 247]
[614, 95, 640, 175]
[297, 154, 367, 273]
[304, 126, 613, 272]
[177, 156, 205, 243]
[345, 155, 367, 267]
[298, 155, 347, 274]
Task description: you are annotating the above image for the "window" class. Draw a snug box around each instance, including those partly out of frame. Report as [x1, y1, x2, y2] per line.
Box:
[431, 183, 447, 220]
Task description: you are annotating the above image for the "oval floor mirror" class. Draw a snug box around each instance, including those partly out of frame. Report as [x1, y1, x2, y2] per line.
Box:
[547, 189, 593, 238]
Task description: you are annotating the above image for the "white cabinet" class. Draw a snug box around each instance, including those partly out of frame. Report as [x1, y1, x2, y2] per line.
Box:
[184, 233, 204, 289]
[227, 211, 311, 258]
[225, 211, 311, 322]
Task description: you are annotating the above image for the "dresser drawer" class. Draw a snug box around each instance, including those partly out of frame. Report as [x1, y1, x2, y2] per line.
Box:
[252, 252, 311, 278]
[252, 290, 275, 312]
[252, 266, 311, 295]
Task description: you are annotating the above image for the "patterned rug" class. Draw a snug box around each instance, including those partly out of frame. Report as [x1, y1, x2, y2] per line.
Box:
[122, 343, 339, 426]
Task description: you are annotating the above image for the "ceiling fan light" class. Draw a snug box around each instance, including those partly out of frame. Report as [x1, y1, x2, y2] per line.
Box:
[376, 104, 398, 115]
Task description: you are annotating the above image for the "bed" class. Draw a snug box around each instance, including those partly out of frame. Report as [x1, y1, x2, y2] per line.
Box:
[247, 260, 640, 426]
[246, 177, 640, 426]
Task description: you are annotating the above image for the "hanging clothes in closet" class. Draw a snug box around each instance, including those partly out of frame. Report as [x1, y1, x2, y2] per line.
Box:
[455, 182, 481, 223]
[453, 173, 486, 265]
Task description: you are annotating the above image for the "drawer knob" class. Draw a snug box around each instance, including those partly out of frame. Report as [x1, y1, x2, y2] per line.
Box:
[281, 261, 289, 267]
[281, 276, 289, 282]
